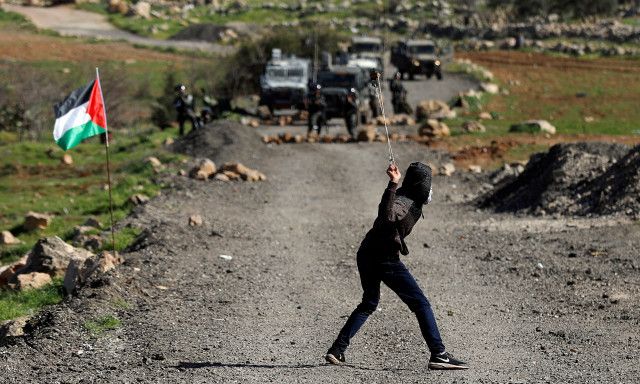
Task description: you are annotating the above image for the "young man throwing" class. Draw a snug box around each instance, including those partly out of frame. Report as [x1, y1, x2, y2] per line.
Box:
[325, 162, 468, 370]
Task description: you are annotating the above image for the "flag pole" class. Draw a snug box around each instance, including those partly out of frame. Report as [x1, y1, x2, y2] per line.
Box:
[96, 67, 116, 253]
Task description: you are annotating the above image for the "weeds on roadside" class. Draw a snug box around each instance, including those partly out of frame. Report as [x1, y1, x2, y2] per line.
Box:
[0, 279, 64, 322]
[83, 315, 121, 336]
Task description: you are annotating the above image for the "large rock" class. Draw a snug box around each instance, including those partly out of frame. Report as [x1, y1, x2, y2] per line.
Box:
[222, 162, 266, 182]
[189, 158, 217, 180]
[17, 236, 94, 278]
[0, 255, 28, 287]
[0, 316, 30, 338]
[63, 251, 122, 295]
[462, 120, 486, 133]
[23, 212, 51, 231]
[510, 120, 556, 135]
[129, 194, 150, 206]
[440, 162, 456, 176]
[480, 83, 499, 94]
[418, 119, 450, 138]
[108, 0, 129, 15]
[10, 272, 52, 291]
[133, 1, 151, 19]
[0, 230, 21, 245]
[415, 100, 454, 120]
[145, 156, 164, 172]
[357, 126, 377, 142]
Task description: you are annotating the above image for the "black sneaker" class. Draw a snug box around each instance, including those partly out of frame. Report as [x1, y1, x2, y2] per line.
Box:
[325, 348, 345, 365]
[428, 352, 469, 370]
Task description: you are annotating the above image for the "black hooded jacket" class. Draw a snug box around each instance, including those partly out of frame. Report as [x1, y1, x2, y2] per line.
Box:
[361, 162, 432, 260]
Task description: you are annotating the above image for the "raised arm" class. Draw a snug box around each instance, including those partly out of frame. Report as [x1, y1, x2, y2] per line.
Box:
[378, 164, 401, 221]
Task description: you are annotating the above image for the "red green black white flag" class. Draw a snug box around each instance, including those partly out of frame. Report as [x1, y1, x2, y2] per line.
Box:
[53, 78, 107, 151]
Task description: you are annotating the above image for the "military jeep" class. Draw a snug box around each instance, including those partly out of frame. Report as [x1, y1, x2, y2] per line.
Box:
[391, 39, 442, 80]
[259, 49, 311, 113]
[348, 36, 385, 76]
[316, 66, 373, 132]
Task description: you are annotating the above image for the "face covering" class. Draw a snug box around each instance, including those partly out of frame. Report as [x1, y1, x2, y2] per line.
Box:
[398, 162, 433, 206]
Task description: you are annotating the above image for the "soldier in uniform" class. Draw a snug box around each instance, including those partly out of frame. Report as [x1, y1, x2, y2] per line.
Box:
[173, 84, 200, 136]
[389, 72, 412, 115]
[344, 88, 359, 139]
[307, 84, 326, 135]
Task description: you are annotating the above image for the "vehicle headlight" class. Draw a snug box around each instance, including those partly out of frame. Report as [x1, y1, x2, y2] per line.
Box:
[435, 60, 441, 66]
[412, 60, 420, 66]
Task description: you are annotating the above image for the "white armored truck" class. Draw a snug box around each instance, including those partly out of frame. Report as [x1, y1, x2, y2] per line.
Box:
[260, 49, 311, 114]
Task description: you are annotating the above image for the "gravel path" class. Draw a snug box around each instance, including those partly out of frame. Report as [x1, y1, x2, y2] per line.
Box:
[1, 4, 234, 54]
[1, 127, 638, 383]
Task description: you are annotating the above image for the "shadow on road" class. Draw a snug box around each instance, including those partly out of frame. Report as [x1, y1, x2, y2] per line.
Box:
[175, 361, 411, 372]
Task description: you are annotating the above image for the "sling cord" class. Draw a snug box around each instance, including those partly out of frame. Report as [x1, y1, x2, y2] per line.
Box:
[375, 72, 395, 165]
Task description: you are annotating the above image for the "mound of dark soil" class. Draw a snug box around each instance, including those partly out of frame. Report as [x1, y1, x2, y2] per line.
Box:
[575, 145, 640, 218]
[170, 24, 239, 42]
[171, 120, 267, 166]
[479, 142, 633, 216]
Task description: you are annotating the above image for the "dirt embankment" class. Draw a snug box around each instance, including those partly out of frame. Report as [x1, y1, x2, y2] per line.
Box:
[480, 142, 640, 219]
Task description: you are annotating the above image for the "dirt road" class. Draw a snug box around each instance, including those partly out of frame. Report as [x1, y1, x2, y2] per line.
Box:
[1, 124, 639, 383]
[1, 4, 233, 54]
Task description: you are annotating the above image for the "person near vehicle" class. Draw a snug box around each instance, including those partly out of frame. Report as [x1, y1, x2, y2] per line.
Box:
[368, 70, 381, 119]
[173, 84, 200, 136]
[325, 162, 468, 370]
[389, 72, 412, 115]
[307, 84, 326, 135]
[344, 88, 359, 139]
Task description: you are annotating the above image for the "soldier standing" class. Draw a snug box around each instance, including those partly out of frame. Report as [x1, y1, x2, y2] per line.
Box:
[307, 84, 326, 135]
[389, 72, 412, 115]
[173, 84, 200, 136]
[344, 88, 359, 139]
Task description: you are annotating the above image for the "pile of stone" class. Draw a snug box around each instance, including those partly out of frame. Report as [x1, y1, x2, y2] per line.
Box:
[479, 142, 640, 218]
[458, 38, 639, 57]
[187, 158, 266, 182]
[422, 18, 640, 45]
[262, 128, 427, 145]
[0, 236, 121, 293]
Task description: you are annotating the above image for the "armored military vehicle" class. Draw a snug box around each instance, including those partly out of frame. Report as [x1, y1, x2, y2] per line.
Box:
[260, 49, 311, 113]
[316, 66, 373, 134]
[348, 36, 384, 76]
[391, 39, 442, 80]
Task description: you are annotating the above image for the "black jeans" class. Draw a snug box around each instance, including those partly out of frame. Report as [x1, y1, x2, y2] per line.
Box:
[332, 250, 446, 355]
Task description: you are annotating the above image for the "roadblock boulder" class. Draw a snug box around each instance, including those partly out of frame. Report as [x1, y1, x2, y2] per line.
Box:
[23, 212, 51, 231]
[189, 158, 217, 180]
[222, 162, 266, 182]
[415, 100, 455, 120]
[357, 126, 377, 142]
[418, 119, 450, 138]
[63, 251, 123, 295]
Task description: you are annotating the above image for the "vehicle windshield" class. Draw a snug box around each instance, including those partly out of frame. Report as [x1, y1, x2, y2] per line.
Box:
[408, 44, 435, 54]
[266, 66, 304, 80]
[318, 72, 357, 88]
[352, 43, 382, 53]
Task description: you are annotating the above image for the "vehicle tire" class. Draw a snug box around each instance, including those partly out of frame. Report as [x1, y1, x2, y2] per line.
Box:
[409, 72, 415, 81]
[436, 70, 443, 81]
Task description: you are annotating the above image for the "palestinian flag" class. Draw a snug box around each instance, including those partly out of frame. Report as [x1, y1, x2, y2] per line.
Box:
[53, 79, 107, 151]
